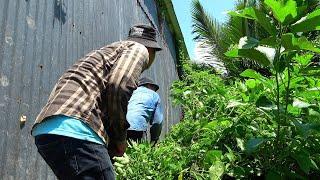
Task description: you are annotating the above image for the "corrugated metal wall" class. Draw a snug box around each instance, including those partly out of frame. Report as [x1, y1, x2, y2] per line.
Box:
[0, 0, 181, 179]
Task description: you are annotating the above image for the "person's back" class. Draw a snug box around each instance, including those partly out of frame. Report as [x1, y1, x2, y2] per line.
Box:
[126, 78, 163, 143]
[34, 41, 148, 141]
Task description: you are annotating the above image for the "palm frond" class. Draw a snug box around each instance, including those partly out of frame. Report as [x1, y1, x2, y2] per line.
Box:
[191, 0, 223, 56]
[191, 0, 273, 76]
[194, 41, 227, 73]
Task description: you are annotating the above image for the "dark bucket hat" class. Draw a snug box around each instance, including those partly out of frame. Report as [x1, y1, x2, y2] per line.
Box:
[127, 24, 162, 51]
[138, 77, 159, 91]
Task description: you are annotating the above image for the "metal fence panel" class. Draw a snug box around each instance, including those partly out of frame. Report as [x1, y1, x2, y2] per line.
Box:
[0, 0, 181, 179]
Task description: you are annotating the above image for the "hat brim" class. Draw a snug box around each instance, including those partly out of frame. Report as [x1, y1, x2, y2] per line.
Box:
[150, 84, 159, 91]
[139, 82, 159, 91]
[128, 37, 162, 51]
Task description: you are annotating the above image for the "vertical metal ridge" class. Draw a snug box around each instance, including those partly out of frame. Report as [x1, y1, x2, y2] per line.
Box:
[64, 0, 69, 70]
[0, 0, 10, 177]
[45, 0, 55, 100]
[80, 0, 85, 55]
[15, 0, 30, 178]
[5, 0, 22, 178]
[21, 0, 37, 179]
[0, 0, 10, 71]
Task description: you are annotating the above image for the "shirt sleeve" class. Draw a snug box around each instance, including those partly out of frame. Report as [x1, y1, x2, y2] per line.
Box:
[106, 43, 149, 144]
[150, 97, 163, 141]
[152, 98, 163, 126]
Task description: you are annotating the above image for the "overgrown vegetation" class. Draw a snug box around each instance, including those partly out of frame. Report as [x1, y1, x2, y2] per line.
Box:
[115, 0, 320, 179]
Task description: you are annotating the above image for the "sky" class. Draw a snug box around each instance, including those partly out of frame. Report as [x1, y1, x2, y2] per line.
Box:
[172, 0, 236, 60]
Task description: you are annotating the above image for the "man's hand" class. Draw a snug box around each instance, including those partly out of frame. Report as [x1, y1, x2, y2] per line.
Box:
[151, 139, 158, 148]
[115, 141, 127, 156]
[108, 141, 127, 157]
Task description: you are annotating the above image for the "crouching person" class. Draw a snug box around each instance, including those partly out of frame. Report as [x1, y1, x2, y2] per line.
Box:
[126, 77, 164, 144]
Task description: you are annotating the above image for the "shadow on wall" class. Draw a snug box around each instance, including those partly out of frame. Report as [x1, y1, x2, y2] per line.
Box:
[53, 0, 67, 27]
[25, 0, 67, 28]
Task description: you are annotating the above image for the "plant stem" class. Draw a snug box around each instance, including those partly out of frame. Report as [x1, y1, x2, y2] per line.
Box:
[275, 71, 281, 141]
[284, 58, 291, 123]
[275, 23, 283, 143]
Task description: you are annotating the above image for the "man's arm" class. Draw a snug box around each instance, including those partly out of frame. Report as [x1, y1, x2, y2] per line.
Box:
[150, 99, 163, 143]
[106, 43, 149, 155]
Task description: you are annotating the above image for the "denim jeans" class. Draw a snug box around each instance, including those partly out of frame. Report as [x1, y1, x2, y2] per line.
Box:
[35, 134, 115, 180]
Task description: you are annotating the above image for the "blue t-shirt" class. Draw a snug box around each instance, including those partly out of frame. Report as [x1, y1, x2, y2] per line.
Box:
[126, 86, 163, 132]
[32, 115, 105, 145]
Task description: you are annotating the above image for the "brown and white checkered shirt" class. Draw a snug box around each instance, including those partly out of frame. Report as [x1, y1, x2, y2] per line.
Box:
[33, 41, 150, 144]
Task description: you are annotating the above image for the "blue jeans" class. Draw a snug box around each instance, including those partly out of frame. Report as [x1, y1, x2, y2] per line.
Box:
[35, 134, 115, 180]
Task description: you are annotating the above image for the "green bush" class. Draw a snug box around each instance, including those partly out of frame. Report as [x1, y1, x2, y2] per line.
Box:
[115, 59, 320, 179]
[115, 0, 320, 179]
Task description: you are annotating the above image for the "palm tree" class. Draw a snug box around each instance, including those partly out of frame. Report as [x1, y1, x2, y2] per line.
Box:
[191, 0, 271, 77]
[191, 0, 230, 74]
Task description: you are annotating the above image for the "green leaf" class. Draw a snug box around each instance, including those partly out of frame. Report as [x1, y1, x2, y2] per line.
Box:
[260, 36, 278, 47]
[302, 123, 320, 133]
[266, 170, 283, 180]
[300, 68, 320, 77]
[281, 33, 320, 53]
[228, 9, 256, 20]
[287, 104, 301, 115]
[309, 109, 320, 119]
[204, 121, 218, 130]
[292, 151, 317, 174]
[205, 150, 223, 165]
[294, 121, 320, 137]
[228, 7, 276, 35]
[225, 49, 271, 67]
[273, 56, 286, 73]
[291, 9, 320, 32]
[224, 145, 236, 162]
[240, 69, 264, 80]
[293, 53, 313, 66]
[264, 0, 297, 24]
[245, 79, 256, 89]
[311, 159, 319, 170]
[245, 137, 266, 154]
[178, 172, 183, 180]
[231, 167, 246, 178]
[218, 120, 232, 128]
[205, 150, 222, 164]
[209, 160, 224, 180]
[256, 95, 273, 108]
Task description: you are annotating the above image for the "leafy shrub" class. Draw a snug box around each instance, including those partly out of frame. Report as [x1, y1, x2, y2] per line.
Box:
[115, 0, 320, 179]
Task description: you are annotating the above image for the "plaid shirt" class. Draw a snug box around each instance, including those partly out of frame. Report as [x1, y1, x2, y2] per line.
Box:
[33, 41, 150, 144]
